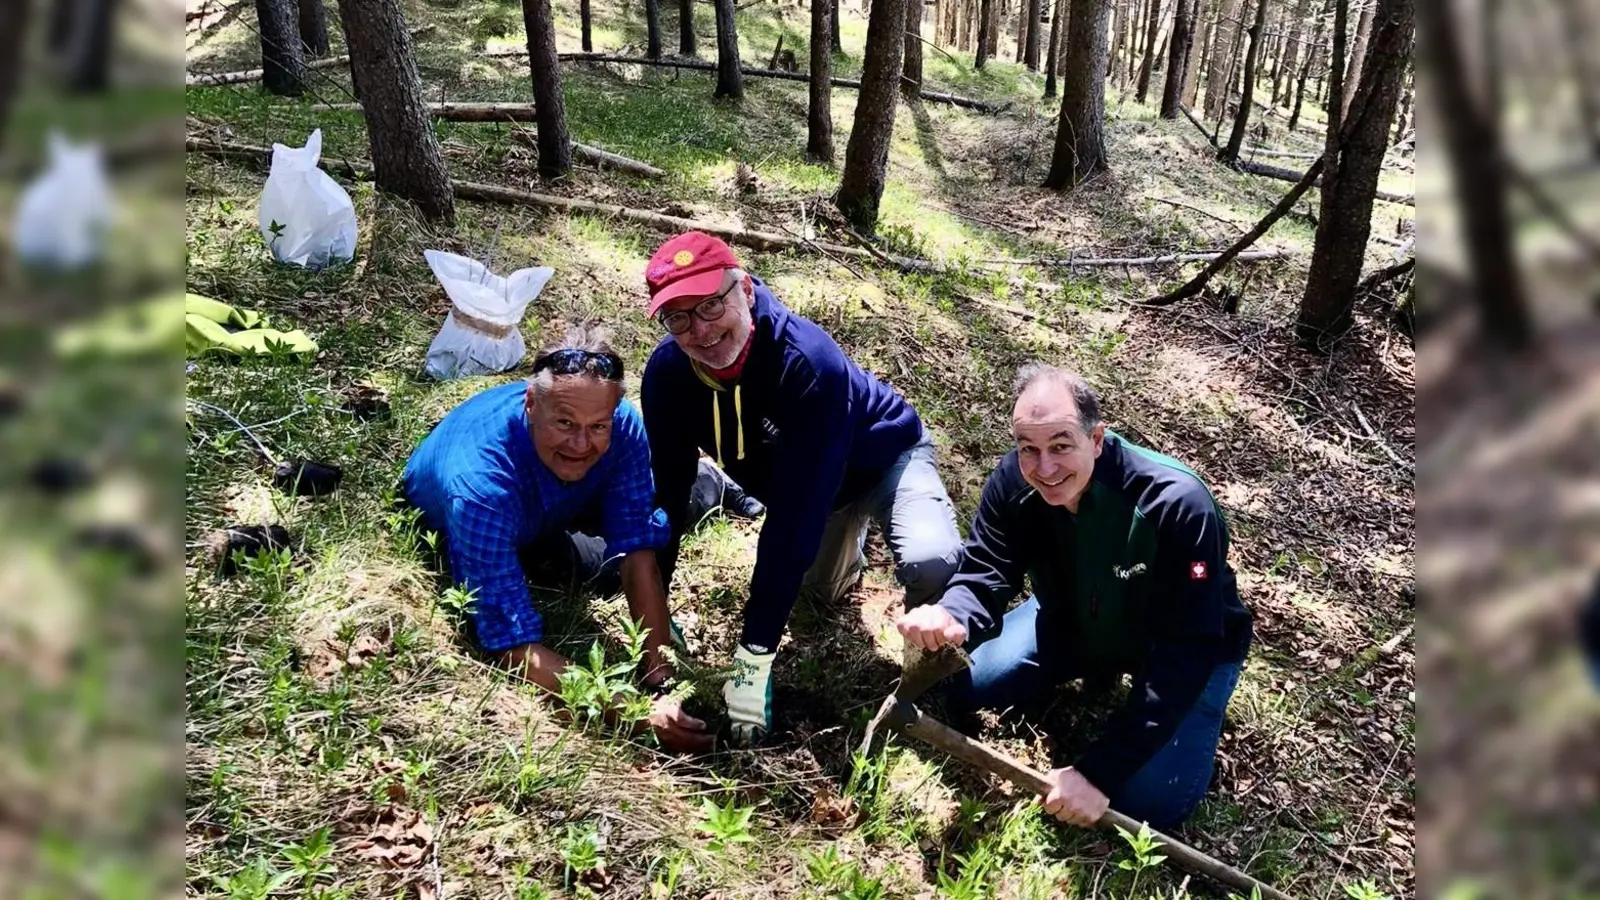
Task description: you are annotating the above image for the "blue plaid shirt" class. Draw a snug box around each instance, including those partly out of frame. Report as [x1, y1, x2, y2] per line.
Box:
[401, 382, 671, 652]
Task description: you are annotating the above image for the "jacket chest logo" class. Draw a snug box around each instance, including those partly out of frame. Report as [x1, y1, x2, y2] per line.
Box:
[1111, 563, 1147, 580]
[759, 418, 779, 441]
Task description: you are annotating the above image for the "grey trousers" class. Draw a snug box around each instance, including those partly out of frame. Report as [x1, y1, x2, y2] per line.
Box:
[798, 434, 964, 610]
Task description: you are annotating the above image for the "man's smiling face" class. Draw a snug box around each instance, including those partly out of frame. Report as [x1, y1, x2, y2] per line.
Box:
[659, 271, 755, 370]
[525, 377, 621, 482]
[1011, 377, 1105, 512]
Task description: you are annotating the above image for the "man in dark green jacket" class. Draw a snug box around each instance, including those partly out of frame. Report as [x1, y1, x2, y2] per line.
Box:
[896, 364, 1253, 830]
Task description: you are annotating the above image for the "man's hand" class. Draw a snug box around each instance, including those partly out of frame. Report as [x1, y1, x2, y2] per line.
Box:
[1041, 767, 1109, 828]
[895, 604, 968, 651]
[647, 694, 713, 753]
[723, 644, 775, 744]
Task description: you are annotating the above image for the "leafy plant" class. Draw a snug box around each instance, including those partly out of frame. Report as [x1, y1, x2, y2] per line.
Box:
[935, 843, 997, 900]
[803, 845, 884, 900]
[1342, 880, 1393, 900]
[1114, 822, 1168, 898]
[560, 822, 605, 886]
[554, 618, 657, 734]
[280, 826, 334, 888]
[696, 795, 757, 853]
[212, 858, 295, 900]
[437, 585, 478, 619]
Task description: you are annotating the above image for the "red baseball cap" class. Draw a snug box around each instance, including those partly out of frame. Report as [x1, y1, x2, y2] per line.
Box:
[644, 231, 741, 317]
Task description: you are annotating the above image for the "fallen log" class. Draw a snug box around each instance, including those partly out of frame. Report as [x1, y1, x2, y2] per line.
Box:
[974, 249, 1284, 268]
[507, 128, 665, 178]
[186, 25, 433, 86]
[483, 50, 1008, 113]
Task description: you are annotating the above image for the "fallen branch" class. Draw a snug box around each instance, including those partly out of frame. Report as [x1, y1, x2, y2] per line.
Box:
[485, 50, 1008, 113]
[1352, 402, 1412, 472]
[1143, 157, 1325, 306]
[1355, 257, 1414, 298]
[318, 101, 542, 122]
[1147, 195, 1246, 231]
[508, 127, 665, 178]
[185, 136, 933, 270]
[975, 249, 1283, 268]
[1505, 159, 1600, 262]
[186, 24, 433, 86]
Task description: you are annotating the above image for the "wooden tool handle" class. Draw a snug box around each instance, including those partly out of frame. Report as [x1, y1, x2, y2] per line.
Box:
[897, 704, 1298, 900]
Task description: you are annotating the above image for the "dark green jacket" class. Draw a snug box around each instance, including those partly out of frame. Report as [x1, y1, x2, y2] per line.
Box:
[938, 431, 1253, 792]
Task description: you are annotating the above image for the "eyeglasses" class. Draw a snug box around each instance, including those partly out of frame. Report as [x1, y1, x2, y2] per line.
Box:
[658, 284, 735, 335]
[531, 348, 625, 381]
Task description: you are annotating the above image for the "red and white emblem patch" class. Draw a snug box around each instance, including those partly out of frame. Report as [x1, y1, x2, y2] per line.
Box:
[1190, 561, 1208, 580]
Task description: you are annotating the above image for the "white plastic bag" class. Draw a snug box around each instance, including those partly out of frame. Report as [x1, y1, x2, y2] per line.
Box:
[423, 249, 554, 380]
[257, 129, 357, 269]
[14, 132, 115, 269]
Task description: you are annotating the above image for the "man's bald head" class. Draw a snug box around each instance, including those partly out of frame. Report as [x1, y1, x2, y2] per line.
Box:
[1011, 364, 1102, 432]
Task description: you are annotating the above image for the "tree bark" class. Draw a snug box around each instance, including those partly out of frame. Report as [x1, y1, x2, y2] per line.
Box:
[1322, 0, 1348, 175]
[1288, 0, 1325, 130]
[1273, 0, 1310, 106]
[1044, 0, 1111, 188]
[646, 0, 664, 58]
[1134, 0, 1162, 101]
[809, 0, 835, 160]
[987, 0, 1001, 55]
[833, 0, 844, 49]
[975, 0, 992, 65]
[1221, 0, 1268, 160]
[679, 0, 696, 54]
[1555, 0, 1600, 156]
[1181, 0, 1207, 105]
[1159, 0, 1192, 115]
[1295, 0, 1414, 349]
[1044, 0, 1065, 96]
[903, 0, 924, 98]
[1016, 0, 1029, 62]
[256, 0, 306, 97]
[1340, 0, 1373, 116]
[521, 0, 573, 177]
[299, 0, 330, 57]
[338, 0, 454, 220]
[0, 0, 28, 152]
[1202, 0, 1240, 118]
[1413, 0, 1531, 348]
[837, 0, 909, 233]
[713, 0, 744, 98]
[1024, 0, 1042, 68]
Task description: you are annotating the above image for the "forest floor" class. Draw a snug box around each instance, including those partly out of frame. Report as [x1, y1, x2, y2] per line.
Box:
[183, 0, 1422, 897]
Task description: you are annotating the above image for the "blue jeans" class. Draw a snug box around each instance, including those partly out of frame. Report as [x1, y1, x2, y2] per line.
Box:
[949, 596, 1242, 830]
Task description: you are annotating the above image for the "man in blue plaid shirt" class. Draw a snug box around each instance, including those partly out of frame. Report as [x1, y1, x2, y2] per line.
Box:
[402, 324, 713, 752]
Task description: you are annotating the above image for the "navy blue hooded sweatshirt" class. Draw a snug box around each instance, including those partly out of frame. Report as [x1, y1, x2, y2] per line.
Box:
[642, 278, 923, 651]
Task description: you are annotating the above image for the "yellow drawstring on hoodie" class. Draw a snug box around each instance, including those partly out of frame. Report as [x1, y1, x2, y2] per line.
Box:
[696, 363, 745, 467]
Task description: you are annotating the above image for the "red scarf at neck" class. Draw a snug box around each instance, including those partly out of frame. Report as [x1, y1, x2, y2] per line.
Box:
[706, 334, 752, 381]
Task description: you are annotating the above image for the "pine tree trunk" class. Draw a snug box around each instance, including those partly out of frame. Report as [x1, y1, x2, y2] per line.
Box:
[339, 0, 455, 220]
[1044, 0, 1065, 96]
[1413, 0, 1531, 347]
[1555, 0, 1600, 156]
[837, 0, 908, 233]
[1273, 0, 1310, 105]
[987, 0, 1001, 55]
[646, 0, 663, 57]
[520, 0, 574, 176]
[1202, 0, 1240, 117]
[713, 0, 744, 97]
[1044, 0, 1111, 188]
[0, 0, 28, 152]
[1288, 0, 1325, 129]
[581, 0, 594, 51]
[1016, 0, 1029, 61]
[1221, 0, 1268, 159]
[679, 0, 696, 54]
[1134, 0, 1162, 100]
[903, 0, 924, 98]
[976, 0, 992, 65]
[809, 0, 835, 160]
[1341, 0, 1373, 115]
[1024, 0, 1042, 67]
[1181, 0, 1207, 104]
[299, 0, 330, 56]
[1125, 0, 1140, 82]
[1159, 0, 1192, 115]
[53, 0, 114, 92]
[256, 0, 306, 97]
[1295, 0, 1414, 349]
[1107, 0, 1126, 80]
[833, 0, 844, 49]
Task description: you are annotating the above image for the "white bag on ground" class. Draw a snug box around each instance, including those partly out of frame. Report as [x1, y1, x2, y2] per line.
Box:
[14, 132, 115, 269]
[257, 129, 357, 269]
[423, 249, 554, 380]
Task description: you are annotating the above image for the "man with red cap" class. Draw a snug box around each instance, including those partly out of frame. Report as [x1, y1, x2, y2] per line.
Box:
[639, 231, 964, 743]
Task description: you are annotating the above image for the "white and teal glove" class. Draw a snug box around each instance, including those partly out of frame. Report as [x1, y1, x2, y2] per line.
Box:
[723, 643, 775, 744]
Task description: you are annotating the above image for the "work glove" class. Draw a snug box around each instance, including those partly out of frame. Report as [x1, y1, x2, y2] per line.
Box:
[723, 643, 775, 744]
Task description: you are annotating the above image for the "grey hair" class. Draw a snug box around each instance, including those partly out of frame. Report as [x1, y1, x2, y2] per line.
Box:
[1012, 363, 1102, 431]
[528, 321, 622, 397]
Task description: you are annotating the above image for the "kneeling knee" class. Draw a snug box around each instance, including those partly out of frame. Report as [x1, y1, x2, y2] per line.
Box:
[898, 552, 959, 605]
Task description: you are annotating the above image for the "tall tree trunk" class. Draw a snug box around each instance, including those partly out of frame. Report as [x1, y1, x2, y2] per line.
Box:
[1134, 0, 1162, 100]
[1341, 0, 1373, 115]
[1295, 0, 1414, 349]
[0, 0, 29, 152]
[837, 0, 909, 233]
[833, 0, 844, 49]
[1107, 0, 1126, 80]
[1273, 0, 1310, 105]
[339, 0, 455, 220]
[1322, 0, 1348, 163]
[1044, 0, 1111, 188]
[54, 0, 115, 92]
[520, 0, 573, 176]
[976, 0, 992, 65]
[1413, 0, 1531, 348]
[299, 0, 330, 56]
[903, 0, 924, 98]
[809, 0, 835, 161]
[678, 0, 696, 54]
[646, 0, 663, 57]
[1159, 0, 1192, 115]
[1024, 0, 1042, 67]
[1288, 0, 1325, 129]
[713, 0, 744, 98]
[1202, 0, 1241, 118]
[1125, 0, 1140, 83]
[1044, 0, 1065, 96]
[1016, 0, 1029, 61]
[987, 0, 1001, 55]
[1555, 0, 1600, 156]
[256, 0, 305, 97]
[1221, 0, 1268, 159]
[581, 0, 593, 51]
[1182, 0, 1208, 104]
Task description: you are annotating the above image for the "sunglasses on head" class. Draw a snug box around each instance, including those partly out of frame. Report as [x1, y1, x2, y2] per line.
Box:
[531, 348, 625, 381]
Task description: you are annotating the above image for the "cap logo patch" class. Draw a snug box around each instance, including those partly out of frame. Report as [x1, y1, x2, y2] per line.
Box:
[673, 250, 695, 266]
[1190, 561, 1208, 580]
[647, 263, 671, 279]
